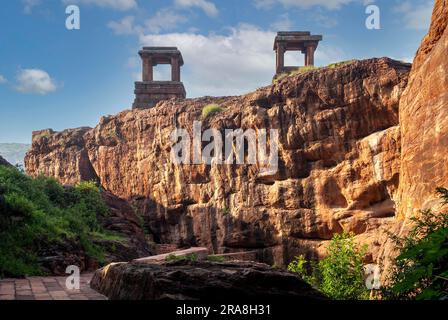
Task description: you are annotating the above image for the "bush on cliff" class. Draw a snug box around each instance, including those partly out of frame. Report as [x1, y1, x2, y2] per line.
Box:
[288, 232, 369, 300]
[383, 188, 448, 300]
[202, 104, 225, 119]
[0, 165, 115, 278]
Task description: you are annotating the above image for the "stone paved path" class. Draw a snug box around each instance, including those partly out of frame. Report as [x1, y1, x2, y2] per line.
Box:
[0, 273, 107, 300]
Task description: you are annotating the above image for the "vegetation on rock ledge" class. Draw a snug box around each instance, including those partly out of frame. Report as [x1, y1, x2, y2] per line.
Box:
[0, 165, 120, 278]
[202, 104, 225, 119]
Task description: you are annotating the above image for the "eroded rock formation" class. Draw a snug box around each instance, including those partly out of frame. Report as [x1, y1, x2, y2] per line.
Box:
[26, 58, 411, 266]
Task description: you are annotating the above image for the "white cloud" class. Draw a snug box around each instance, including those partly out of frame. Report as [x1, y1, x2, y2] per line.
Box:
[394, 0, 432, 30]
[15, 69, 58, 95]
[145, 8, 188, 33]
[175, 0, 219, 17]
[108, 16, 140, 35]
[138, 24, 346, 97]
[22, 0, 41, 14]
[270, 13, 295, 30]
[108, 9, 188, 35]
[0, 75, 7, 84]
[254, 0, 359, 10]
[62, 0, 137, 11]
[313, 13, 339, 28]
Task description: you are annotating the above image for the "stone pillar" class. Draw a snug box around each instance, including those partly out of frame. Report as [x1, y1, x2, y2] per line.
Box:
[305, 45, 316, 66]
[276, 44, 285, 74]
[143, 57, 153, 81]
[171, 57, 180, 82]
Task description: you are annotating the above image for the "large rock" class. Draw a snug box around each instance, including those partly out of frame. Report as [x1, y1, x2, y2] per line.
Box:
[25, 58, 410, 266]
[398, 0, 448, 219]
[90, 260, 326, 300]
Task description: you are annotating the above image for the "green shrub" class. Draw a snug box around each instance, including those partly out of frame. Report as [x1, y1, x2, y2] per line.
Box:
[383, 188, 448, 300]
[287, 255, 320, 288]
[0, 165, 117, 278]
[288, 232, 369, 300]
[319, 233, 368, 300]
[202, 104, 225, 119]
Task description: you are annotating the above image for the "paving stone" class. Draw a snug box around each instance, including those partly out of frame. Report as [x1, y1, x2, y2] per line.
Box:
[16, 295, 35, 300]
[0, 274, 107, 301]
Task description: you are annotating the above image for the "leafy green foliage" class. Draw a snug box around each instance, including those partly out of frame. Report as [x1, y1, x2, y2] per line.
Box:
[287, 255, 320, 288]
[288, 232, 369, 300]
[202, 104, 225, 119]
[0, 165, 115, 278]
[383, 188, 448, 300]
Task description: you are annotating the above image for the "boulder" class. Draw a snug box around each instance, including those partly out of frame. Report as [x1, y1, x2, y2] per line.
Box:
[90, 260, 326, 300]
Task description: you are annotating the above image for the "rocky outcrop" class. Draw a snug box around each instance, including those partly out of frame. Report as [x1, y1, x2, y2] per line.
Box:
[398, 0, 448, 220]
[90, 260, 326, 300]
[26, 128, 98, 185]
[26, 58, 410, 266]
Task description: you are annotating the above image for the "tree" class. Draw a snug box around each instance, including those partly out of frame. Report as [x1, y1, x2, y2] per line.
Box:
[288, 232, 369, 300]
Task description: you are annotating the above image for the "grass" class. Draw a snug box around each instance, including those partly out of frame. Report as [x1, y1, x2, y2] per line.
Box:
[0, 165, 120, 278]
[327, 60, 357, 69]
[273, 66, 318, 84]
[201, 104, 225, 119]
[165, 253, 199, 262]
[273, 60, 358, 84]
[207, 255, 226, 263]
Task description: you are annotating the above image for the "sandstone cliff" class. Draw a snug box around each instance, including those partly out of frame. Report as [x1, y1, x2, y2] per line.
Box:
[398, 0, 448, 219]
[26, 58, 411, 266]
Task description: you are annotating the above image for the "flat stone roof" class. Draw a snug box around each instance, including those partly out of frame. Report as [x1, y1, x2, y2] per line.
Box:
[274, 31, 323, 50]
[139, 47, 184, 65]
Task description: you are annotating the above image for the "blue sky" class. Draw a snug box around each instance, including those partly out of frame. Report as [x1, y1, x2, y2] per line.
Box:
[0, 0, 434, 143]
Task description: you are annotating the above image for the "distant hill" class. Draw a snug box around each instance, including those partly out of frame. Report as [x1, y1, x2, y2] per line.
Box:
[0, 143, 30, 167]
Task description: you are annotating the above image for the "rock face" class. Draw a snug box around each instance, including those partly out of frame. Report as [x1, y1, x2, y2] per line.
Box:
[26, 58, 410, 266]
[100, 191, 153, 260]
[398, 0, 448, 220]
[26, 128, 98, 185]
[90, 260, 326, 300]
